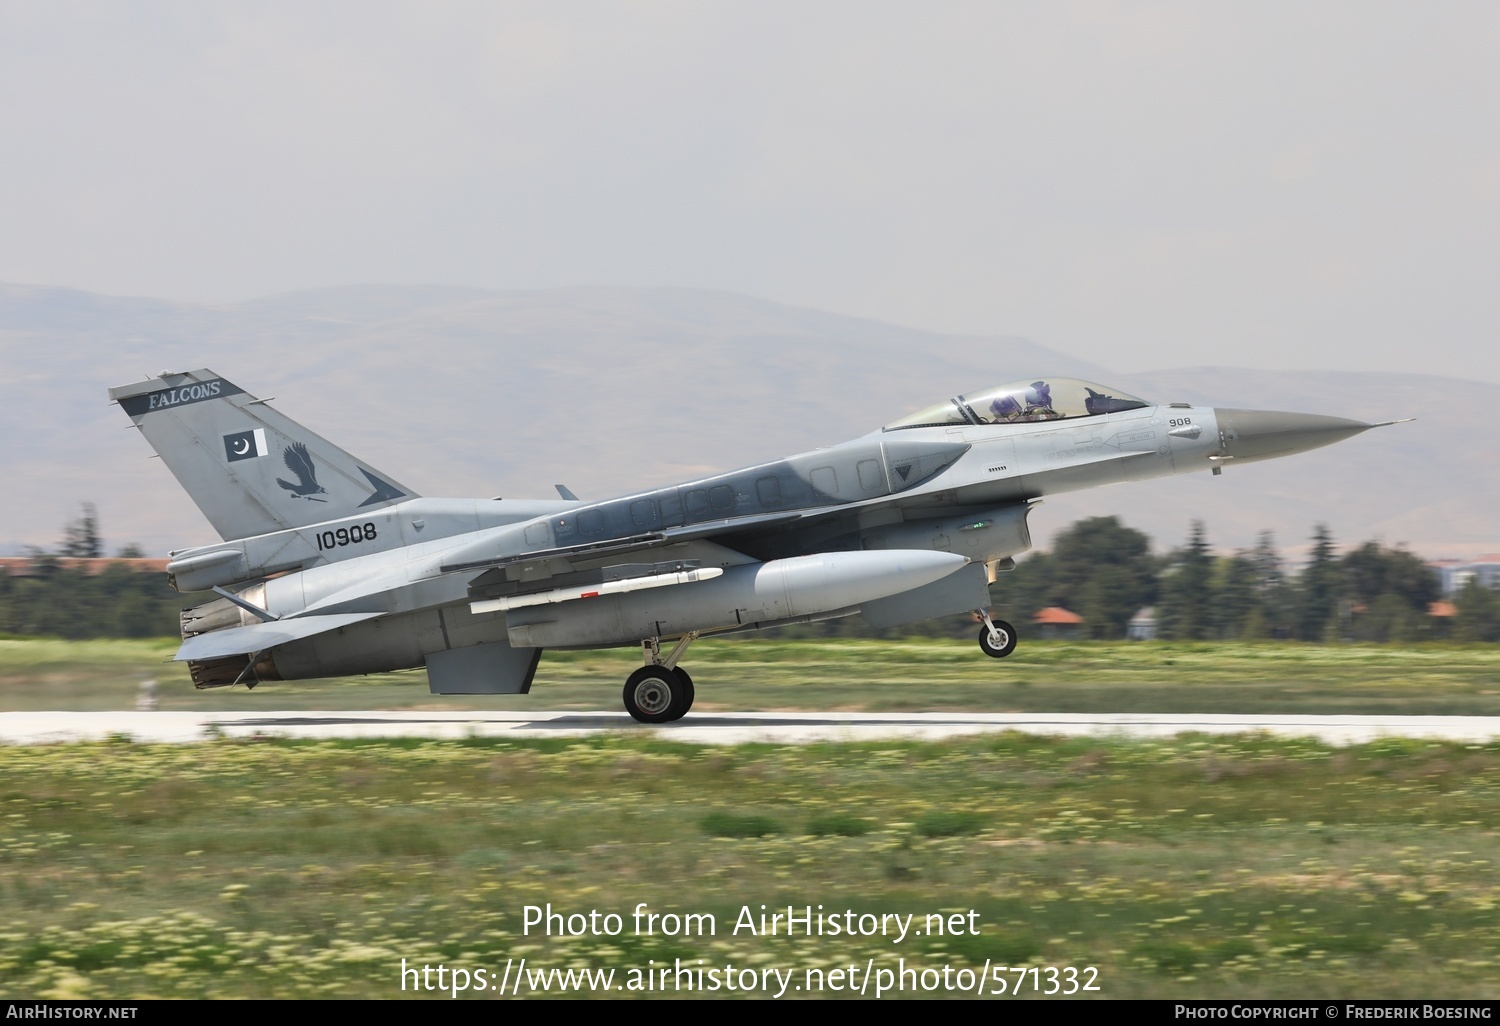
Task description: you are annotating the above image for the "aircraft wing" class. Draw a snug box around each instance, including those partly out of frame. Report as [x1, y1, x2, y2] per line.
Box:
[438, 451, 1111, 586]
[442, 481, 1042, 585]
[438, 509, 806, 575]
[175, 612, 386, 661]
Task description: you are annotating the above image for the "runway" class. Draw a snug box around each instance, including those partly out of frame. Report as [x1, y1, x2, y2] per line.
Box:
[3, 710, 1500, 746]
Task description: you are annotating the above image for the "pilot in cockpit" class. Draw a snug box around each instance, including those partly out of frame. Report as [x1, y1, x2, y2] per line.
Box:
[989, 381, 1062, 422]
[1023, 381, 1060, 420]
[989, 394, 1024, 422]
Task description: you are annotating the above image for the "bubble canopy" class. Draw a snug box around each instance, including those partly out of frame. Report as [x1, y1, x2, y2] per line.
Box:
[883, 378, 1153, 431]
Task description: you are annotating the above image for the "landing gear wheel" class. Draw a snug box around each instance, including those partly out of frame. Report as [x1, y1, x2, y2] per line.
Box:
[668, 668, 695, 721]
[623, 665, 685, 724]
[978, 620, 1017, 658]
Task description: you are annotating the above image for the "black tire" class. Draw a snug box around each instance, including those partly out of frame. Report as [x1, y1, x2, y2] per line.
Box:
[978, 620, 1017, 658]
[666, 668, 695, 721]
[623, 665, 685, 724]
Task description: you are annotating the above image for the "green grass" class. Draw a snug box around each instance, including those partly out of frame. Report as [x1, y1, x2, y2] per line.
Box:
[700, 811, 784, 838]
[3, 636, 1499, 714]
[0, 733, 1498, 998]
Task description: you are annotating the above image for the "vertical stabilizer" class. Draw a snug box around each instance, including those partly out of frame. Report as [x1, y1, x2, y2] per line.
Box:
[110, 369, 418, 541]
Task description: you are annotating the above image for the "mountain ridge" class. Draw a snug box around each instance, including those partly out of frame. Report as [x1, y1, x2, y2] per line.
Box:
[2, 282, 1488, 563]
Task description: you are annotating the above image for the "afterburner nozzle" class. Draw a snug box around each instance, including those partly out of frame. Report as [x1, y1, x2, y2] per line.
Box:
[1212, 409, 1376, 464]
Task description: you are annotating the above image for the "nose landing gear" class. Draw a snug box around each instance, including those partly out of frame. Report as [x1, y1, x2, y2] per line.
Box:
[976, 612, 1017, 658]
[623, 633, 699, 723]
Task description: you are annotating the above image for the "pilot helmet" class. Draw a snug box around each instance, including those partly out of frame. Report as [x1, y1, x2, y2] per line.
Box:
[990, 395, 1023, 419]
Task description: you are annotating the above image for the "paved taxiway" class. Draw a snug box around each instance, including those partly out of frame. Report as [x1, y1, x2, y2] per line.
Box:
[3, 710, 1499, 746]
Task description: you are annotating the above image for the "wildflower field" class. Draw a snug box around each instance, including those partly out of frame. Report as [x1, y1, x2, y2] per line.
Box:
[1, 732, 1497, 999]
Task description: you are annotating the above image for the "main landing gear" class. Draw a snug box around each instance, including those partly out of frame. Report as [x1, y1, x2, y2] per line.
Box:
[977, 611, 1017, 659]
[623, 633, 699, 723]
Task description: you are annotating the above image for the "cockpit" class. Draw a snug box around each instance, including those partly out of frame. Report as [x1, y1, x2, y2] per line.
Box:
[883, 378, 1153, 431]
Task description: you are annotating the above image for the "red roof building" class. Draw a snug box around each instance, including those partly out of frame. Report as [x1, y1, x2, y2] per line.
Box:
[1031, 606, 1085, 639]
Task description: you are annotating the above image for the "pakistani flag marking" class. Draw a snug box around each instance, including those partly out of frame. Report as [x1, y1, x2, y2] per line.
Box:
[223, 428, 268, 463]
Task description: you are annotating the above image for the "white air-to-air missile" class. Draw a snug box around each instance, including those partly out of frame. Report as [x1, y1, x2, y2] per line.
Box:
[110, 372, 1404, 722]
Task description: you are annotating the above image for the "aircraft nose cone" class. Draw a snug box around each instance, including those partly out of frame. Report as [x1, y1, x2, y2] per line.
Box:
[1213, 409, 1374, 464]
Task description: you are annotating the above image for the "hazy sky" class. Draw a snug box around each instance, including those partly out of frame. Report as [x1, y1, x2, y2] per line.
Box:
[2, 2, 1497, 382]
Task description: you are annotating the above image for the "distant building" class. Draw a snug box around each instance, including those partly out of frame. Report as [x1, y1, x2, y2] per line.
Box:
[1430, 555, 1500, 596]
[1426, 600, 1458, 639]
[1032, 606, 1084, 639]
[1127, 606, 1158, 641]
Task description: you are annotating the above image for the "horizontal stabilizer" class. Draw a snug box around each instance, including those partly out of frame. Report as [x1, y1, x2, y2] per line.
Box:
[176, 612, 385, 662]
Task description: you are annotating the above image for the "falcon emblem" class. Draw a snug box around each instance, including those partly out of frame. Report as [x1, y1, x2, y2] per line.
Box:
[275, 442, 328, 501]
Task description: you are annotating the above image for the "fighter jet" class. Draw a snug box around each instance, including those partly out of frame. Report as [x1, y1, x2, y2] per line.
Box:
[110, 371, 1399, 722]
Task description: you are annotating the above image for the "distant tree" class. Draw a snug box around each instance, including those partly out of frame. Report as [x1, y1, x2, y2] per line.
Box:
[989, 551, 1054, 629]
[115, 543, 146, 558]
[1045, 517, 1156, 639]
[1341, 542, 1440, 611]
[59, 503, 102, 558]
[1239, 602, 1272, 641]
[0, 559, 204, 639]
[1293, 524, 1340, 641]
[1158, 521, 1214, 640]
[1073, 563, 1133, 640]
[1341, 542, 1441, 642]
[1357, 592, 1425, 643]
[1251, 530, 1284, 595]
[1248, 530, 1292, 638]
[1454, 578, 1500, 643]
[1342, 542, 1391, 608]
[1210, 552, 1259, 640]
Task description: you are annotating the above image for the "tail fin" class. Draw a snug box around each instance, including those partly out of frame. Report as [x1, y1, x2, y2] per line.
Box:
[110, 369, 418, 541]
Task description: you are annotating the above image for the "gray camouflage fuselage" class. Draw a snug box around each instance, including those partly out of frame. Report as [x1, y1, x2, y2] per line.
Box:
[109, 369, 1383, 696]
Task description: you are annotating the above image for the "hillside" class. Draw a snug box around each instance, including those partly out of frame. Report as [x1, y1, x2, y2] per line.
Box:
[2, 282, 1490, 561]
